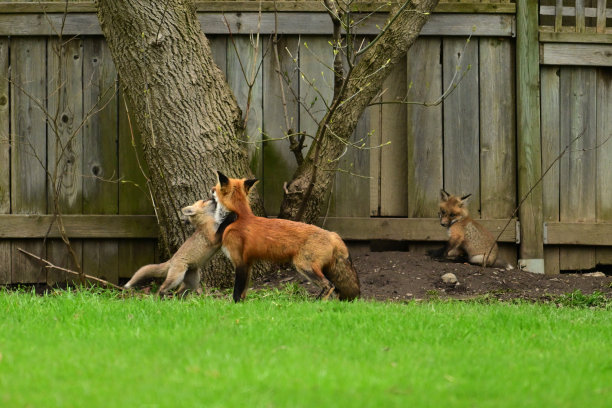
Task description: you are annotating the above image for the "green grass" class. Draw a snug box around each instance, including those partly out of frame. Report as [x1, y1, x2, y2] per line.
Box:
[1, 287, 612, 408]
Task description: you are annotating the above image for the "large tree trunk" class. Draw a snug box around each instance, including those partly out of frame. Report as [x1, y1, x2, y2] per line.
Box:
[279, 0, 439, 223]
[95, 0, 257, 287]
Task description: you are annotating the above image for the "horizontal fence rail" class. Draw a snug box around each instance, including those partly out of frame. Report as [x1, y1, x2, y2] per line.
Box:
[0, 12, 516, 36]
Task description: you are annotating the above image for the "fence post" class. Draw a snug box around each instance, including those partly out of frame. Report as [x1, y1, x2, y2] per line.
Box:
[516, 0, 544, 273]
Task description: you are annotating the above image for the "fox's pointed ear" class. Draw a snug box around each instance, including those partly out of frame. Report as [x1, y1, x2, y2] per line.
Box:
[244, 178, 259, 193]
[460, 193, 472, 206]
[217, 171, 229, 187]
[181, 206, 196, 216]
[440, 189, 450, 201]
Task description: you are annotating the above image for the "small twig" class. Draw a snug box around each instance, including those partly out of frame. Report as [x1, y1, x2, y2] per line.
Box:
[18, 248, 124, 291]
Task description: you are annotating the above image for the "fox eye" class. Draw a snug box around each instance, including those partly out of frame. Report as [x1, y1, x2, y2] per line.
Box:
[450, 212, 456, 217]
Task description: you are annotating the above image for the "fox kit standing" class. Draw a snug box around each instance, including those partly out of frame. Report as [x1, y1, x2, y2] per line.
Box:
[124, 199, 235, 295]
[212, 171, 360, 303]
[439, 190, 513, 269]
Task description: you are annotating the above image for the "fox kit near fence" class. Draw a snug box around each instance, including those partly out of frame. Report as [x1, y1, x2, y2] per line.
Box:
[124, 199, 236, 295]
[212, 171, 360, 303]
[439, 190, 513, 270]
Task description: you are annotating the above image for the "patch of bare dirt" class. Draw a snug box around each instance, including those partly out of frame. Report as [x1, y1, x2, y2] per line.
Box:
[255, 245, 612, 302]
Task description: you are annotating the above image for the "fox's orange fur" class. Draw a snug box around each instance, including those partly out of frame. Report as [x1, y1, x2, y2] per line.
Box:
[212, 171, 360, 302]
[439, 190, 513, 269]
[124, 199, 234, 295]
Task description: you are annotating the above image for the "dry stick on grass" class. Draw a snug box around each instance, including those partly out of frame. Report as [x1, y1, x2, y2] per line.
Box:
[18, 247, 125, 291]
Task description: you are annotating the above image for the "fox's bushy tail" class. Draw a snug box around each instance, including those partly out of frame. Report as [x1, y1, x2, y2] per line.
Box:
[325, 240, 360, 301]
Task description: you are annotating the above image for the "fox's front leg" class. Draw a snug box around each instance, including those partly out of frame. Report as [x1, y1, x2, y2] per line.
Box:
[445, 234, 463, 259]
[233, 263, 252, 303]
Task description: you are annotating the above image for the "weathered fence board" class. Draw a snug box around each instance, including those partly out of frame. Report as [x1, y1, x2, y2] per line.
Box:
[10, 37, 47, 283]
[46, 37, 84, 284]
[0, 12, 516, 36]
[559, 67, 597, 270]
[0, 215, 159, 239]
[406, 37, 443, 219]
[0, 37, 8, 283]
[545, 223, 612, 246]
[479, 37, 516, 219]
[541, 44, 612, 66]
[323, 217, 518, 243]
[380, 57, 408, 217]
[208, 35, 228, 76]
[262, 36, 300, 215]
[0, 1, 517, 14]
[81, 38, 119, 284]
[517, 0, 544, 270]
[540, 66, 561, 275]
[442, 37, 480, 216]
[117, 92, 156, 280]
[596, 68, 612, 265]
[226, 35, 264, 179]
[330, 105, 371, 217]
[479, 37, 517, 263]
[368, 95, 382, 217]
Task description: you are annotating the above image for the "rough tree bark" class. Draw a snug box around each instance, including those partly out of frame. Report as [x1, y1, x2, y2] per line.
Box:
[279, 0, 439, 223]
[95, 0, 259, 286]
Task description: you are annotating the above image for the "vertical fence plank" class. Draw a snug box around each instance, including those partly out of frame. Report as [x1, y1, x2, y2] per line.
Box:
[82, 37, 119, 284]
[406, 37, 443, 218]
[379, 57, 407, 216]
[559, 67, 597, 270]
[555, 0, 563, 32]
[118, 92, 156, 280]
[516, 0, 544, 272]
[596, 0, 607, 34]
[575, 0, 585, 33]
[330, 37, 372, 218]
[226, 35, 264, 180]
[541, 67, 561, 275]
[262, 36, 299, 215]
[596, 68, 612, 265]
[479, 37, 517, 264]
[369, 99, 382, 217]
[479, 38, 516, 219]
[298, 36, 334, 147]
[443, 37, 479, 216]
[298, 36, 334, 214]
[208, 35, 227, 77]
[0, 38, 9, 283]
[331, 105, 371, 217]
[46, 38, 84, 284]
[10, 38, 47, 283]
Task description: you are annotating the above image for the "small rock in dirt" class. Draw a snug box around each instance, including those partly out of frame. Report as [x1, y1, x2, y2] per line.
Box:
[584, 272, 606, 278]
[441, 273, 458, 285]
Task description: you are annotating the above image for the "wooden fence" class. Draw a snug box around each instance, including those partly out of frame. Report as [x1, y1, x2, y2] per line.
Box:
[0, 0, 610, 284]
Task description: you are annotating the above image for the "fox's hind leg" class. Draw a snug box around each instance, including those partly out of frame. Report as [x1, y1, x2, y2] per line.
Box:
[176, 268, 202, 296]
[294, 260, 335, 300]
[158, 264, 188, 296]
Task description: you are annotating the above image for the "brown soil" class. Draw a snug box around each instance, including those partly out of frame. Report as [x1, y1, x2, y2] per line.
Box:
[255, 245, 612, 302]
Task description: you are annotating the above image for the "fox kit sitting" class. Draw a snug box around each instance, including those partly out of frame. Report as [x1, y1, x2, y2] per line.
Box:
[212, 171, 360, 303]
[439, 190, 513, 269]
[124, 199, 236, 295]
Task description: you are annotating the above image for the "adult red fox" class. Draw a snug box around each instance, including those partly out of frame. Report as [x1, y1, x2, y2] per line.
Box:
[212, 171, 360, 302]
[124, 199, 235, 295]
[439, 190, 513, 269]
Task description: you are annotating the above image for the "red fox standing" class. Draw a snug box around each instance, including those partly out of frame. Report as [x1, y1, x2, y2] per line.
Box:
[439, 190, 514, 269]
[212, 171, 360, 302]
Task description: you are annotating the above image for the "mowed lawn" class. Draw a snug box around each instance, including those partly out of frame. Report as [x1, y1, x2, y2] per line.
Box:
[1, 287, 611, 408]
